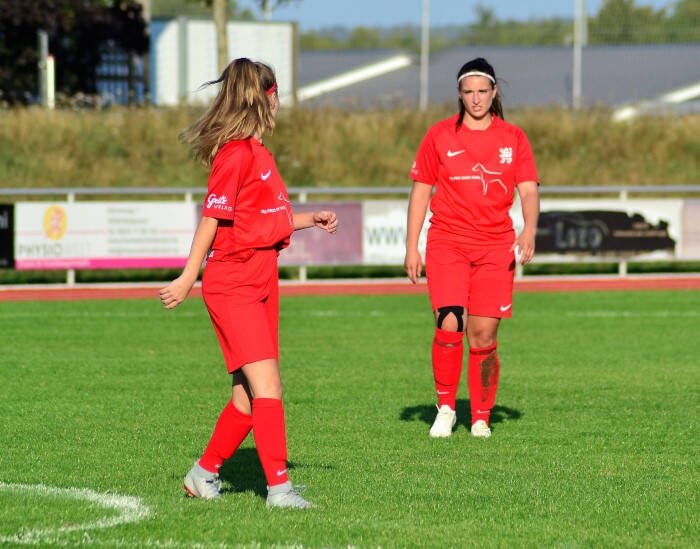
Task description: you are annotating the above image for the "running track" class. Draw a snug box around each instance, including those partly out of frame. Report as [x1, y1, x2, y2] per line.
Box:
[1, 274, 699, 302]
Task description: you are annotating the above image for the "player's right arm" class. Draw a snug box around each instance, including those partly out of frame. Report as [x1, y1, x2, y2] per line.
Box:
[159, 215, 219, 309]
[404, 181, 432, 284]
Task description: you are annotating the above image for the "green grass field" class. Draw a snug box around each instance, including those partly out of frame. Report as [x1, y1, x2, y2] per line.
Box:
[0, 290, 697, 548]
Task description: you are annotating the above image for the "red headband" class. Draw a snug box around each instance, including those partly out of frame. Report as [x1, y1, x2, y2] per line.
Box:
[266, 82, 278, 95]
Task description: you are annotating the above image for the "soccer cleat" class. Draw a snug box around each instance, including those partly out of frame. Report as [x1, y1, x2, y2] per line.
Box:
[183, 462, 222, 499]
[470, 419, 492, 438]
[429, 405, 456, 438]
[266, 481, 315, 509]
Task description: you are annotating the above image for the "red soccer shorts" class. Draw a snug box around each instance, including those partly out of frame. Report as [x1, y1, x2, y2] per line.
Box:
[202, 249, 280, 372]
[425, 236, 516, 318]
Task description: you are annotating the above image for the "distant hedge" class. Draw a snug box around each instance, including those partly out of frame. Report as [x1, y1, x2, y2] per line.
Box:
[1, 105, 698, 191]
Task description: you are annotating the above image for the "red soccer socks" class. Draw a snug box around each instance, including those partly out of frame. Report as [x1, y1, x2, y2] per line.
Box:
[432, 328, 465, 410]
[252, 397, 290, 487]
[468, 342, 500, 425]
[198, 400, 253, 473]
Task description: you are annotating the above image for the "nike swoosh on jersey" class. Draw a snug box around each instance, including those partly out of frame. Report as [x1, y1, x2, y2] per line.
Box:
[261, 170, 272, 180]
[500, 304, 512, 312]
[447, 149, 465, 157]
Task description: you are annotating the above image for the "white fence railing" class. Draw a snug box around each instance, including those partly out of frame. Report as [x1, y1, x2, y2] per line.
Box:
[3, 185, 700, 201]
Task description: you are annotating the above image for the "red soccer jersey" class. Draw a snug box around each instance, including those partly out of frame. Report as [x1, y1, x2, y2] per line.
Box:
[410, 114, 538, 246]
[202, 138, 294, 261]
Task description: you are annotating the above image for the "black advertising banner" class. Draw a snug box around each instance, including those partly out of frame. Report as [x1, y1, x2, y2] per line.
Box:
[0, 204, 14, 268]
[536, 210, 676, 255]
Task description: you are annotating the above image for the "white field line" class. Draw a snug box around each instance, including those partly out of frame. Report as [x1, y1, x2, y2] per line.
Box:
[0, 482, 151, 545]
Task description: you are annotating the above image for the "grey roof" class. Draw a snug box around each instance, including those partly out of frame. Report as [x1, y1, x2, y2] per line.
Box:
[297, 43, 700, 110]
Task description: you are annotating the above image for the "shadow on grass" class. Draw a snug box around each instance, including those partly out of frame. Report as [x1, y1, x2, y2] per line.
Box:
[217, 449, 309, 497]
[400, 399, 522, 432]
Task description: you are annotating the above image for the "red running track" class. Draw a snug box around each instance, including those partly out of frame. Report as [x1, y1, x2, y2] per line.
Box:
[1, 275, 699, 302]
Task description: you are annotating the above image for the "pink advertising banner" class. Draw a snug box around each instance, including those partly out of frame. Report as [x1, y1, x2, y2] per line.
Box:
[280, 202, 363, 266]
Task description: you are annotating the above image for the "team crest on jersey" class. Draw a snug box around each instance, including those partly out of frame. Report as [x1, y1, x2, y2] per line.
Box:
[499, 147, 513, 164]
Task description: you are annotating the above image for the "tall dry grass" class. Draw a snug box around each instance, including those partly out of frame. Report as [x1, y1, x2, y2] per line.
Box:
[0, 104, 697, 191]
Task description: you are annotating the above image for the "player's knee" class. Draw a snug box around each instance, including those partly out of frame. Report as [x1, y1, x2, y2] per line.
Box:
[435, 305, 465, 332]
[467, 329, 498, 349]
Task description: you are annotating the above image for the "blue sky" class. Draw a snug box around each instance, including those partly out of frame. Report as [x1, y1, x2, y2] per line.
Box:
[238, 0, 674, 31]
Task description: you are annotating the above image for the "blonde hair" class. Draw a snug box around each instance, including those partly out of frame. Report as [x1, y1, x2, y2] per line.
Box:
[180, 58, 277, 166]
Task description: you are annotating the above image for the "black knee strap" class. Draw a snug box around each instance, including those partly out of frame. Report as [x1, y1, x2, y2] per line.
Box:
[436, 306, 465, 332]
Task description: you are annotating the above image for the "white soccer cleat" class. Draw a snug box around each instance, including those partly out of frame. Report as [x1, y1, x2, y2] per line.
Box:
[266, 481, 315, 509]
[183, 462, 222, 499]
[470, 419, 492, 438]
[429, 405, 457, 438]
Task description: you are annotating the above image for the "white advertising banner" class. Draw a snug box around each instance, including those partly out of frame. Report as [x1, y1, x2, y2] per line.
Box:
[14, 202, 197, 270]
[361, 197, 685, 265]
[9, 197, 692, 272]
[362, 200, 429, 265]
[532, 198, 683, 259]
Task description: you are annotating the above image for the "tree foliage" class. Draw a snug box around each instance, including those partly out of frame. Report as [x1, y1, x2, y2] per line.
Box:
[297, 0, 698, 52]
[1, 0, 696, 106]
[0, 0, 148, 104]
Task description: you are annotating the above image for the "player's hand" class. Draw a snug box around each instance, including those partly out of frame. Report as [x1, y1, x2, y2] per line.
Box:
[404, 249, 423, 284]
[313, 210, 338, 234]
[511, 238, 535, 265]
[159, 276, 194, 309]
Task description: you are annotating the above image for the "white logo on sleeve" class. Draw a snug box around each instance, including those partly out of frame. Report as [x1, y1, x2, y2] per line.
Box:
[206, 194, 232, 211]
[261, 169, 272, 181]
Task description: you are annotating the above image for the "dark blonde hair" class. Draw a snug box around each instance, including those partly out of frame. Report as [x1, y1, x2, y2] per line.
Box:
[456, 57, 503, 130]
[180, 58, 277, 166]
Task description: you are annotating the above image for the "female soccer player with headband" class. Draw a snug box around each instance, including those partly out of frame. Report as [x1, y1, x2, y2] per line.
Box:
[404, 57, 539, 439]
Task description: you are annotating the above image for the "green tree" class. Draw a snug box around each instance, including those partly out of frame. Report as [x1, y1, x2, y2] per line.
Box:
[0, 0, 148, 105]
[381, 26, 420, 51]
[666, 0, 700, 42]
[348, 27, 381, 49]
[589, 0, 667, 43]
[299, 30, 344, 50]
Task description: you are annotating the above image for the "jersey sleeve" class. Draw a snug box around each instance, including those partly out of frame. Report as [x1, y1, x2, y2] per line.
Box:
[409, 126, 439, 186]
[514, 130, 539, 185]
[202, 144, 252, 220]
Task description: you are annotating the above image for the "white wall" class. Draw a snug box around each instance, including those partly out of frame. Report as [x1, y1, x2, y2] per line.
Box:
[150, 18, 296, 107]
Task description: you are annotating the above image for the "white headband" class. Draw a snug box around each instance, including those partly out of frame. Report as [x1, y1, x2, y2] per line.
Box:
[458, 70, 496, 84]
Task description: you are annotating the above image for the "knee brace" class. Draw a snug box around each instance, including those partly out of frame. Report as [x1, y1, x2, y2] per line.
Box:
[436, 305, 465, 332]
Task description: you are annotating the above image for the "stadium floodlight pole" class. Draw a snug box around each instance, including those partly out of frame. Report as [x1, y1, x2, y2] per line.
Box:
[419, 0, 430, 111]
[572, 0, 586, 110]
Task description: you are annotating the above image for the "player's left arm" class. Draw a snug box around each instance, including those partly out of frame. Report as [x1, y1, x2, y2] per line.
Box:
[160, 215, 218, 309]
[513, 181, 540, 264]
[293, 210, 338, 233]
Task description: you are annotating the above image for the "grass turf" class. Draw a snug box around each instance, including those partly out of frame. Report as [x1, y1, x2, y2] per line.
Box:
[0, 290, 697, 548]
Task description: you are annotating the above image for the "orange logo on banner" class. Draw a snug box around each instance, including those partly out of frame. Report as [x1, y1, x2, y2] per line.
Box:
[43, 206, 68, 240]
